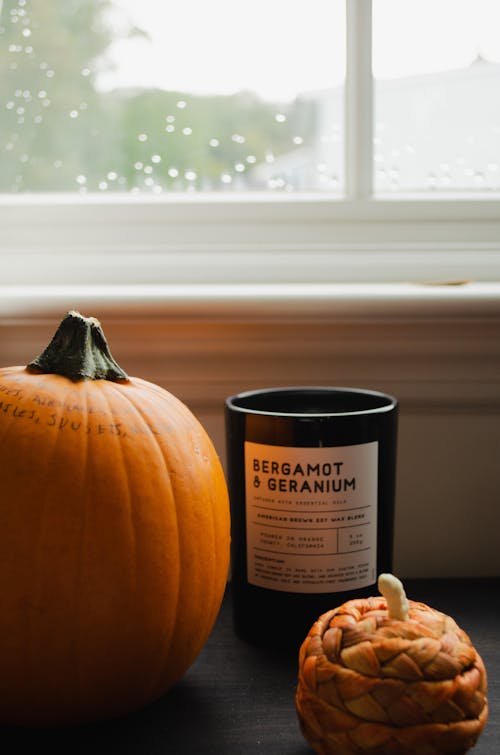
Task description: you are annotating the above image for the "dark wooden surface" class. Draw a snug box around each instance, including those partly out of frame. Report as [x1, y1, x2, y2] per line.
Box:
[1, 579, 498, 753]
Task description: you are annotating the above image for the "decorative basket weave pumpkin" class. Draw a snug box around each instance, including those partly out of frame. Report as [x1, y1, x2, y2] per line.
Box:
[296, 575, 488, 755]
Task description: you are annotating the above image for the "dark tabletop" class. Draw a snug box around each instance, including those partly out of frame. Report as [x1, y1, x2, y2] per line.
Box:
[1, 579, 498, 754]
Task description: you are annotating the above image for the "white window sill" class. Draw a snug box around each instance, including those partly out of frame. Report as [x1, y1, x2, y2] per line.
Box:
[0, 281, 499, 321]
[1, 195, 500, 284]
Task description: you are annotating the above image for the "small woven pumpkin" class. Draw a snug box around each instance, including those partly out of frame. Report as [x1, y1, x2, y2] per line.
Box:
[296, 575, 488, 755]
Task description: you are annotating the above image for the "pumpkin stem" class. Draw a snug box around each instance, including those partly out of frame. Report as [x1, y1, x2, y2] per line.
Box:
[378, 573, 409, 621]
[27, 311, 129, 382]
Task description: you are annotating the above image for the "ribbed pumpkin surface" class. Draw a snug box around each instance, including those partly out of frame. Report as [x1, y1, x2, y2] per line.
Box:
[0, 366, 230, 726]
[296, 596, 488, 754]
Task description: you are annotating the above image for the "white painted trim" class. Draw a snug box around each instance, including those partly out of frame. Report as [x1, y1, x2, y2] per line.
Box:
[1, 191, 499, 219]
[1, 195, 499, 284]
[0, 281, 499, 319]
[346, 0, 373, 198]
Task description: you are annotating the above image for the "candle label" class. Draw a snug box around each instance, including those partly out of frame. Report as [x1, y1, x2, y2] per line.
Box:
[244, 440, 378, 593]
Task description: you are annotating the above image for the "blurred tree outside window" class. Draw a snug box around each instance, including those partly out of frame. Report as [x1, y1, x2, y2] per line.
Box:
[0, 0, 345, 193]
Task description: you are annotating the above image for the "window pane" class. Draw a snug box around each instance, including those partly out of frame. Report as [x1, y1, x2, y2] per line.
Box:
[373, 0, 500, 193]
[0, 0, 345, 194]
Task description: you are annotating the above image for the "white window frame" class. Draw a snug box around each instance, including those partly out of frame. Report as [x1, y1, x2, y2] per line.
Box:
[0, 0, 499, 289]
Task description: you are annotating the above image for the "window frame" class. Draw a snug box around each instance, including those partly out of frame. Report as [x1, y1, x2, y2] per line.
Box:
[0, 0, 499, 287]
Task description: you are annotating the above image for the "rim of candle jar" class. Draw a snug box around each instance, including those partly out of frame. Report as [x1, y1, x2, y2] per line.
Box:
[225, 386, 398, 418]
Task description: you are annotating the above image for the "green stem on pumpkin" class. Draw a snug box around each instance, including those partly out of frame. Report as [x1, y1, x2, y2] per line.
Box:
[27, 310, 129, 382]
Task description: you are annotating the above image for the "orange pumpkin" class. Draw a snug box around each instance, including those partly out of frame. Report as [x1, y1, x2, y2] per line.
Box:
[0, 311, 230, 726]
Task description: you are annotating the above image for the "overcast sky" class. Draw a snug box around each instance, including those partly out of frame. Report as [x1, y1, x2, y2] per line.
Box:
[97, 0, 500, 100]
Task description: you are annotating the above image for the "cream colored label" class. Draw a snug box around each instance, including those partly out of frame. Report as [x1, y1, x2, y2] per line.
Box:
[244, 441, 378, 593]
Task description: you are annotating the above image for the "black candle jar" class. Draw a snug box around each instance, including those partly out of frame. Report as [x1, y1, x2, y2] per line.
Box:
[225, 386, 398, 648]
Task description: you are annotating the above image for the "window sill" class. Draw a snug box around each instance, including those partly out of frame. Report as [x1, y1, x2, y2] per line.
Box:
[1, 195, 499, 284]
[1, 281, 499, 320]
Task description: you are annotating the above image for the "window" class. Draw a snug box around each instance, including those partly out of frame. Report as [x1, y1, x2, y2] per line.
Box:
[0, 0, 499, 287]
[373, 0, 500, 193]
[0, 0, 346, 194]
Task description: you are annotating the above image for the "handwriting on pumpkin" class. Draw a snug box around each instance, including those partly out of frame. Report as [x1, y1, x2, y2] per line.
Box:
[32, 394, 107, 415]
[0, 383, 23, 399]
[0, 399, 161, 437]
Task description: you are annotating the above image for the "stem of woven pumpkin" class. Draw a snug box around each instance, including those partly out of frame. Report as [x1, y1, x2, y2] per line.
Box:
[378, 573, 409, 620]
